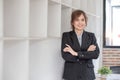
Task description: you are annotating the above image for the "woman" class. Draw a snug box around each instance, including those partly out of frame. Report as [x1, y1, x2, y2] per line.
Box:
[61, 10, 100, 80]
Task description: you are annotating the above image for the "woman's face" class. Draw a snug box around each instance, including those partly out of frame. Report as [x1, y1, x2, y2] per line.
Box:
[72, 14, 86, 31]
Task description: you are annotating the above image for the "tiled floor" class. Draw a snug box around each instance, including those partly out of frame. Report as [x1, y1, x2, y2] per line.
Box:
[96, 74, 120, 80]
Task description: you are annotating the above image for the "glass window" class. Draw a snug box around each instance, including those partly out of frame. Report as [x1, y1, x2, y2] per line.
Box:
[103, 0, 120, 47]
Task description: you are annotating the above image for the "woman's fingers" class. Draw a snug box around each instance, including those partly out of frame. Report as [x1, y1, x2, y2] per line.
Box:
[90, 45, 95, 47]
[63, 44, 72, 52]
[65, 44, 70, 48]
[90, 45, 96, 49]
[88, 45, 96, 51]
[63, 47, 69, 52]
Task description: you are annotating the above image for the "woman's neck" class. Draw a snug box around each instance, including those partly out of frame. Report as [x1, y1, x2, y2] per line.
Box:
[74, 29, 83, 36]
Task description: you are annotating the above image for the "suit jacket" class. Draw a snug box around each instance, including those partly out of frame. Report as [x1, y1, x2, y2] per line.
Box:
[61, 30, 100, 80]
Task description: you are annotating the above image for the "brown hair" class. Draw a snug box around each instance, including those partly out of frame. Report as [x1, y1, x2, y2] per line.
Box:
[71, 10, 88, 30]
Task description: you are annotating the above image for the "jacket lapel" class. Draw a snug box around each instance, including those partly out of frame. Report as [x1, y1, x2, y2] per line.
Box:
[81, 31, 91, 50]
[70, 30, 89, 51]
[81, 31, 87, 50]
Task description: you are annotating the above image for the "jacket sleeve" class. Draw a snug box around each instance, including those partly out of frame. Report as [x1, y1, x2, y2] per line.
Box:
[61, 33, 77, 62]
[77, 33, 100, 59]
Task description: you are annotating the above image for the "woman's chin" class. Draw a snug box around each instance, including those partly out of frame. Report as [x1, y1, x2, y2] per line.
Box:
[77, 28, 83, 31]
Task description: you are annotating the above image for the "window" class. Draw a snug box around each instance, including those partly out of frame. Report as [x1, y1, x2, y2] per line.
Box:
[103, 0, 120, 48]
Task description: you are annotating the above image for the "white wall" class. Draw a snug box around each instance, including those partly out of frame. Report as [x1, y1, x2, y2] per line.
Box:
[0, 0, 103, 80]
[29, 38, 64, 80]
[0, 0, 3, 80]
[0, 42, 3, 80]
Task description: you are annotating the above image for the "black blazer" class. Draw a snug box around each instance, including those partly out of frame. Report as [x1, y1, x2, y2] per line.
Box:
[61, 30, 100, 80]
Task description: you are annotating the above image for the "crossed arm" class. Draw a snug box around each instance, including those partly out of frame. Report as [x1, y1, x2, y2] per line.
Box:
[61, 33, 100, 62]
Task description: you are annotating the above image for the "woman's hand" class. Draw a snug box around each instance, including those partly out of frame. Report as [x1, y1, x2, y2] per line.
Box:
[63, 44, 78, 56]
[87, 45, 96, 51]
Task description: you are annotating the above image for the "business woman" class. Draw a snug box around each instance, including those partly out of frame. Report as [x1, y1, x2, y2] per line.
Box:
[61, 10, 100, 80]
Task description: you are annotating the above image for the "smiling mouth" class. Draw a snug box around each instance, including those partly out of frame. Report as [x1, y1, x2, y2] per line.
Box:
[78, 25, 82, 27]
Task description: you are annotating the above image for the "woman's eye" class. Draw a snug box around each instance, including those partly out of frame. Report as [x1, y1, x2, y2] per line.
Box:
[75, 19, 79, 21]
[81, 19, 85, 21]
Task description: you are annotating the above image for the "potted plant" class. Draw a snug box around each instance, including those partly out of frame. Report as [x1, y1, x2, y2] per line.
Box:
[98, 66, 112, 80]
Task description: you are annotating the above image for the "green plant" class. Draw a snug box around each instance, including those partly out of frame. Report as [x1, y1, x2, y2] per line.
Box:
[98, 66, 112, 76]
